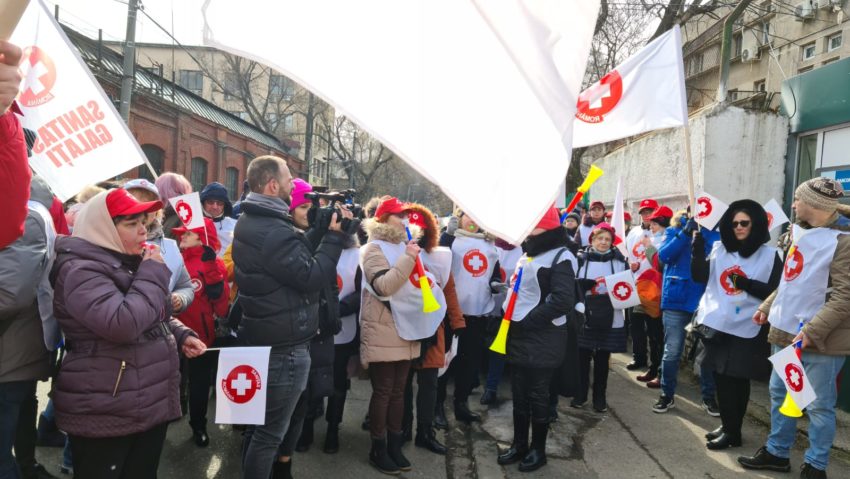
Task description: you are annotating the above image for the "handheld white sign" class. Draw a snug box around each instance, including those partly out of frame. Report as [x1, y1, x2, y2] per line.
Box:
[768, 344, 817, 411]
[694, 191, 728, 231]
[604, 269, 640, 309]
[764, 199, 790, 232]
[168, 192, 205, 230]
[215, 347, 271, 425]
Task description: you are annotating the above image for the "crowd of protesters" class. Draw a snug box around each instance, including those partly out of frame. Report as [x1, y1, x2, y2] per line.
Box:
[2, 37, 850, 479]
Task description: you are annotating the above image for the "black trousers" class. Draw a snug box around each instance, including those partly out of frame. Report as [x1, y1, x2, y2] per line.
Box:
[326, 343, 355, 426]
[70, 422, 168, 479]
[511, 366, 555, 423]
[454, 316, 487, 403]
[714, 372, 750, 440]
[403, 367, 438, 430]
[187, 350, 218, 432]
[630, 311, 664, 374]
[577, 348, 611, 404]
[13, 388, 38, 470]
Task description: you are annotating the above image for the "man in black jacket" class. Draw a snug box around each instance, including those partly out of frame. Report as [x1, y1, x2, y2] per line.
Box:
[233, 156, 346, 479]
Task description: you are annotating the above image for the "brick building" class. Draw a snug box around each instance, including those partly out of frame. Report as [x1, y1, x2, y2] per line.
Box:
[65, 26, 302, 201]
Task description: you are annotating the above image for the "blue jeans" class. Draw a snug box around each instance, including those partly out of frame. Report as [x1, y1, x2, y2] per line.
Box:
[660, 310, 692, 398]
[0, 381, 36, 479]
[485, 352, 505, 392]
[766, 345, 844, 471]
[241, 345, 311, 479]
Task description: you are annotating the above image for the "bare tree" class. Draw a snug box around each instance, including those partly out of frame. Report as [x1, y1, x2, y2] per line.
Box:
[642, 0, 725, 41]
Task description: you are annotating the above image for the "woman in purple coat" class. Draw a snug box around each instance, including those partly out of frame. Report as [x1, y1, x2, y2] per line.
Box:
[51, 189, 206, 478]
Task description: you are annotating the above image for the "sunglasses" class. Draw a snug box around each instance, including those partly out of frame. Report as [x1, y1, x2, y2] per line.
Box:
[731, 220, 751, 228]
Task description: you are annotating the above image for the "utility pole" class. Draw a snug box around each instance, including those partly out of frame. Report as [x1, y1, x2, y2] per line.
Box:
[119, 0, 139, 124]
[304, 92, 316, 182]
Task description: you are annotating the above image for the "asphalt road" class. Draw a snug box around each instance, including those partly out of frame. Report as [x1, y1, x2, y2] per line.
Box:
[32, 352, 850, 478]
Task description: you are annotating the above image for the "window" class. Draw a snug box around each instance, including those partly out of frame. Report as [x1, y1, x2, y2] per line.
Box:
[761, 22, 772, 46]
[190, 157, 208, 193]
[283, 114, 295, 131]
[138, 144, 164, 181]
[686, 53, 704, 76]
[734, 33, 743, 58]
[754, 79, 766, 92]
[225, 167, 239, 201]
[728, 89, 740, 101]
[269, 75, 293, 100]
[179, 70, 204, 95]
[827, 32, 842, 52]
[224, 72, 239, 100]
[802, 42, 817, 61]
[797, 135, 818, 186]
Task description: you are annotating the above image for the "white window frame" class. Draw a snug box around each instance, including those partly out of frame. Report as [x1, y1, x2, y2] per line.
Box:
[802, 42, 817, 61]
[827, 32, 842, 52]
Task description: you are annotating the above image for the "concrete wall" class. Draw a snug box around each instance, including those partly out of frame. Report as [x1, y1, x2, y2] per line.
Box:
[589, 105, 788, 215]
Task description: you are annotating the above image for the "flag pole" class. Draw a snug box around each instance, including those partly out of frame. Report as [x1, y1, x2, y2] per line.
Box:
[682, 125, 696, 216]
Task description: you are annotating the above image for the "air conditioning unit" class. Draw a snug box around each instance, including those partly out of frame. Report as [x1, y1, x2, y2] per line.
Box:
[741, 29, 761, 62]
[795, 1, 815, 20]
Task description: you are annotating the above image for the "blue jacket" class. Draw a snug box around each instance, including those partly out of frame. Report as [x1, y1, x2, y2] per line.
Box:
[657, 223, 719, 314]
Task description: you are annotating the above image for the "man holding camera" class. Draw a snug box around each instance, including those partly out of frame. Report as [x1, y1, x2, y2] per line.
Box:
[232, 156, 347, 479]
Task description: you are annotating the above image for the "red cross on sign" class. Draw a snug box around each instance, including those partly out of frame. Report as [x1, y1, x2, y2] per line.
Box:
[719, 266, 746, 295]
[632, 243, 646, 261]
[612, 281, 633, 301]
[784, 247, 804, 281]
[463, 250, 488, 277]
[784, 363, 804, 393]
[696, 197, 713, 219]
[19, 46, 57, 107]
[176, 200, 194, 226]
[222, 365, 262, 404]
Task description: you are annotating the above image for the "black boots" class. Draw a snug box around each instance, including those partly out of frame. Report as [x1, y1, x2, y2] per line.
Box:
[323, 424, 340, 454]
[454, 399, 481, 423]
[295, 417, 313, 452]
[369, 438, 400, 475]
[497, 413, 529, 465]
[271, 460, 293, 479]
[434, 402, 449, 430]
[192, 429, 209, 448]
[415, 426, 447, 455]
[518, 422, 549, 472]
[480, 389, 498, 406]
[387, 432, 412, 471]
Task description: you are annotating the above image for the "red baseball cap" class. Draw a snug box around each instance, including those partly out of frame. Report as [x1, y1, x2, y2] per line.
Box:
[638, 199, 659, 212]
[647, 205, 674, 221]
[106, 188, 162, 218]
[605, 211, 633, 222]
[589, 200, 605, 210]
[374, 197, 409, 219]
[535, 205, 562, 231]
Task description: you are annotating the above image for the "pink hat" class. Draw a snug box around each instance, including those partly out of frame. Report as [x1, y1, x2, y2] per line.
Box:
[289, 179, 313, 210]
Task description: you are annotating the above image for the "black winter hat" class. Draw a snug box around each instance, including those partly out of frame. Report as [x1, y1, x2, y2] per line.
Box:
[200, 182, 233, 217]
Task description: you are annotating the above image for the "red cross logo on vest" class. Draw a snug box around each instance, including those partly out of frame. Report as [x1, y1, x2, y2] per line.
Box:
[222, 365, 262, 404]
[576, 70, 623, 123]
[784, 247, 804, 281]
[696, 196, 713, 219]
[499, 267, 507, 283]
[590, 277, 606, 295]
[719, 266, 746, 295]
[190, 278, 203, 293]
[463, 249, 488, 277]
[784, 363, 804, 393]
[632, 242, 646, 261]
[176, 200, 194, 226]
[19, 46, 57, 107]
[409, 267, 434, 289]
[612, 281, 633, 301]
[336, 274, 343, 291]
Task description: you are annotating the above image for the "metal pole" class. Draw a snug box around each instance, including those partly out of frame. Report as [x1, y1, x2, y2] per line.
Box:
[716, 0, 752, 103]
[119, 0, 139, 124]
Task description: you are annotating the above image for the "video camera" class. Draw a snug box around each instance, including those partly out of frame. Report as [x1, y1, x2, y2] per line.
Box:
[305, 188, 362, 235]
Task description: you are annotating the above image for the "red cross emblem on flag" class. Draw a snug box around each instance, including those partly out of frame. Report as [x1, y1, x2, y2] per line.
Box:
[766, 212, 774, 230]
[336, 274, 343, 291]
[463, 250, 488, 277]
[409, 268, 434, 289]
[176, 200, 194, 226]
[784, 363, 804, 393]
[696, 197, 713, 219]
[784, 247, 804, 281]
[222, 365, 262, 404]
[612, 281, 633, 301]
[719, 266, 746, 295]
[18, 46, 57, 107]
[576, 70, 623, 123]
[632, 242, 646, 261]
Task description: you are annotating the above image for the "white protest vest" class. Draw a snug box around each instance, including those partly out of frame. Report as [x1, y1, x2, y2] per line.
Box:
[504, 247, 578, 326]
[498, 246, 523, 283]
[27, 201, 60, 351]
[361, 240, 448, 340]
[156, 237, 185, 293]
[578, 254, 626, 328]
[451, 235, 498, 316]
[214, 217, 238, 258]
[695, 242, 777, 338]
[769, 226, 846, 334]
[578, 224, 594, 246]
[335, 247, 360, 345]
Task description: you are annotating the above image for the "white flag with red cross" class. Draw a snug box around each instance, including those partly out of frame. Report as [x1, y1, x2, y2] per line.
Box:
[764, 199, 790, 232]
[168, 192, 205, 230]
[215, 347, 272, 425]
[10, 0, 146, 201]
[694, 191, 729, 230]
[572, 25, 688, 148]
[769, 344, 817, 411]
[604, 269, 640, 309]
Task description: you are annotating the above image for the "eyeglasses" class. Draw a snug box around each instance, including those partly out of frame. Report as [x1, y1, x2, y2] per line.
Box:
[731, 220, 751, 228]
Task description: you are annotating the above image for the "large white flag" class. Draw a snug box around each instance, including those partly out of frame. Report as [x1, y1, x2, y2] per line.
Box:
[769, 344, 817, 411]
[11, 0, 146, 201]
[694, 191, 729, 231]
[202, 0, 600, 244]
[572, 25, 688, 148]
[215, 347, 272, 425]
[611, 177, 627, 256]
[168, 192, 205, 230]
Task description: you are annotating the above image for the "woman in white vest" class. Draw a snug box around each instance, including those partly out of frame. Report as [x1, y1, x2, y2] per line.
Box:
[360, 196, 448, 475]
[576, 200, 606, 247]
[571, 223, 629, 413]
[692, 199, 781, 450]
[497, 206, 577, 473]
[438, 209, 501, 424]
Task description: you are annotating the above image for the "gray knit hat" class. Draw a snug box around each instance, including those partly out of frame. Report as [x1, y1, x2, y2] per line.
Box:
[795, 177, 844, 212]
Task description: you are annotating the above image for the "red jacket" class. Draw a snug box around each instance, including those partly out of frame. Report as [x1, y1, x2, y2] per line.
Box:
[0, 107, 31, 249]
[174, 219, 229, 346]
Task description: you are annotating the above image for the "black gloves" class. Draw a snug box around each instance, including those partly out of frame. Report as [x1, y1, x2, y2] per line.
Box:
[730, 273, 751, 291]
[577, 278, 598, 292]
[201, 245, 216, 262]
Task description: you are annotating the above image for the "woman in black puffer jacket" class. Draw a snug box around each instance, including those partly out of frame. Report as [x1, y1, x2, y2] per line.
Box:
[497, 207, 577, 473]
